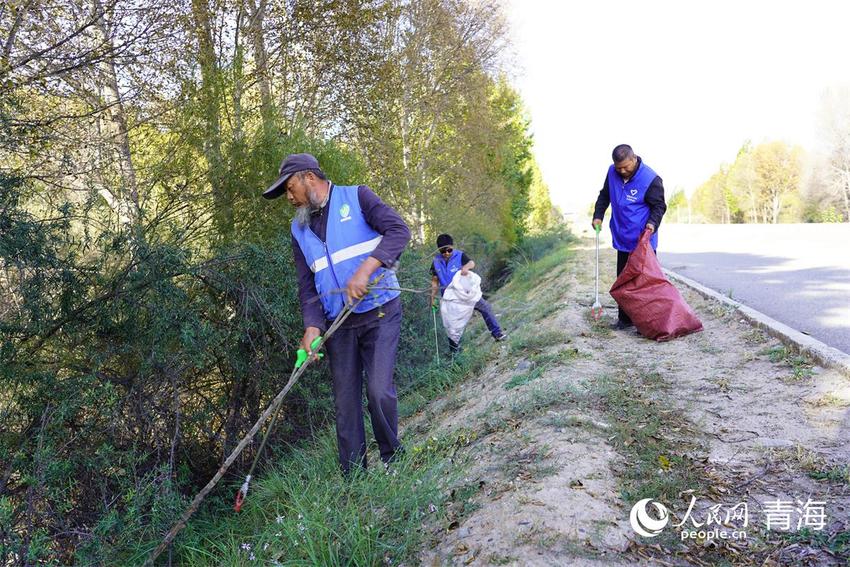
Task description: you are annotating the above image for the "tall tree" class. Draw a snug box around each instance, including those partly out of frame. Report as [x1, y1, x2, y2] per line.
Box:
[692, 141, 804, 224]
[727, 142, 759, 223]
[813, 85, 850, 221]
[189, 0, 229, 233]
[349, 0, 507, 242]
[752, 141, 803, 224]
[690, 168, 729, 223]
[0, 1, 559, 562]
[666, 188, 687, 223]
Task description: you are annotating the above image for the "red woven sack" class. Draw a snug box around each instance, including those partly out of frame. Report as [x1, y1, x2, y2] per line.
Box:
[609, 229, 703, 341]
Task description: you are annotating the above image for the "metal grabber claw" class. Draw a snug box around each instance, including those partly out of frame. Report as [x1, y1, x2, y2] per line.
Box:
[591, 224, 603, 321]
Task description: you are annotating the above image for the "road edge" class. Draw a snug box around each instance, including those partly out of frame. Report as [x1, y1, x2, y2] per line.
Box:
[664, 268, 850, 378]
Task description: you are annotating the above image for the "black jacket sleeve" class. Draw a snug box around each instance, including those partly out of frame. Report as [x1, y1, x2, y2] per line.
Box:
[645, 176, 667, 229]
[593, 176, 610, 221]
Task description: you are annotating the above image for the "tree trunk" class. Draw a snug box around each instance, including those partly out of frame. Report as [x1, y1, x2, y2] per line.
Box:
[245, 0, 275, 136]
[771, 193, 781, 224]
[233, 7, 244, 143]
[190, 0, 230, 235]
[92, 0, 140, 227]
[399, 98, 421, 241]
[1, 0, 32, 72]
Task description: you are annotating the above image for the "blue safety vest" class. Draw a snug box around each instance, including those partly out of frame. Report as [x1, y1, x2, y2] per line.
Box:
[291, 184, 400, 319]
[607, 161, 659, 252]
[432, 250, 463, 295]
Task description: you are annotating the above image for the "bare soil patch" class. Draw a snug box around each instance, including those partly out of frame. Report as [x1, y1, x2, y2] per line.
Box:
[403, 239, 850, 566]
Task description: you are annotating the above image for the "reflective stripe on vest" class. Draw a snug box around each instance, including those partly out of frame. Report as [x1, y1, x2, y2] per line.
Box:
[309, 235, 383, 273]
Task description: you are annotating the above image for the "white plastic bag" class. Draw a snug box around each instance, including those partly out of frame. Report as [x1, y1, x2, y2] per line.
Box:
[440, 271, 483, 343]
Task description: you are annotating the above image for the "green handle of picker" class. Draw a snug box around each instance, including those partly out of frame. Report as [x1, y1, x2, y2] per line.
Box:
[295, 336, 324, 369]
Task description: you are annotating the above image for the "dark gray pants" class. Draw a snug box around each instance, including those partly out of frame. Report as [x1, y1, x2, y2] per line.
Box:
[326, 307, 402, 473]
[448, 298, 503, 354]
[616, 251, 633, 326]
[474, 297, 502, 337]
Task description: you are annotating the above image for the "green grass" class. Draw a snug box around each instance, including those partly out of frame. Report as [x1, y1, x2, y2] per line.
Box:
[583, 368, 765, 565]
[504, 245, 574, 298]
[541, 412, 586, 429]
[778, 527, 850, 558]
[477, 380, 582, 436]
[742, 328, 768, 345]
[587, 313, 613, 337]
[503, 365, 546, 390]
[761, 345, 815, 380]
[486, 553, 517, 564]
[133, 237, 586, 566]
[168, 431, 468, 566]
[398, 348, 489, 419]
[502, 347, 585, 390]
[507, 329, 569, 355]
[121, 347, 492, 567]
[808, 465, 850, 484]
[586, 363, 850, 565]
[589, 370, 709, 507]
[768, 446, 850, 486]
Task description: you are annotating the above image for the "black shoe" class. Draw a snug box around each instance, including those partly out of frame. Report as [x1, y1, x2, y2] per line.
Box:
[383, 446, 405, 474]
[610, 321, 634, 330]
[494, 332, 508, 342]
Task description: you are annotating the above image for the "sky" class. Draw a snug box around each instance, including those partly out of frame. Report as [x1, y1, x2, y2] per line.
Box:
[504, 0, 850, 218]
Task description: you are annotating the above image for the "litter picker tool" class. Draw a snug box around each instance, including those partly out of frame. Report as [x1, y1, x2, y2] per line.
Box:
[591, 224, 603, 321]
[143, 284, 370, 567]
[431, 303, 440, 363]
[233, 335, 323, 513]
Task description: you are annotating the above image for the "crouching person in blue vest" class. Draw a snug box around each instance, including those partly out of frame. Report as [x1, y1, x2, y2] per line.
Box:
[263, 153, 410, 475]
[429, 233, 507, 353]
[592, 144, 667, 330]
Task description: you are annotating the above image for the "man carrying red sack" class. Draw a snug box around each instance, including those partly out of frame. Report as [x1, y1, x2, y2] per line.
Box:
[592, 144, 667, 330]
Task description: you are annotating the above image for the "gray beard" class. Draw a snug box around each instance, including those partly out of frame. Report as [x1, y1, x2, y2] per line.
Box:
[293, 187, 324, 227]
[294, 205, 312, 227]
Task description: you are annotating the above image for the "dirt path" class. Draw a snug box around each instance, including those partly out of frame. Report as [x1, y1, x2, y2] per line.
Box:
[403, 239, 850, 566]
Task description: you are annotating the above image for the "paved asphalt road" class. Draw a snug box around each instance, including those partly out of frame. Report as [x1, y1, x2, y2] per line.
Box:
[653, 224, 850, 355]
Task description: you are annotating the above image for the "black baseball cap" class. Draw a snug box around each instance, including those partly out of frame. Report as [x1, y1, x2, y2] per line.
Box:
[262, 153, 320, 199]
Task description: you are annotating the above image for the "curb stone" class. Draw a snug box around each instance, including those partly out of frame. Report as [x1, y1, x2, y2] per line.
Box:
[664, 268, 850, 378]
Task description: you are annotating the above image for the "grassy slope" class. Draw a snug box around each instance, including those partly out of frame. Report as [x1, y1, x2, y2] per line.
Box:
[158, 244, 576, 567]
[131, 235, 850, 566]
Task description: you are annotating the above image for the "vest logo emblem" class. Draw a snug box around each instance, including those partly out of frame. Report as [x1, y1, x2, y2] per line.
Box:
[630, 189, 638, 196]
[339, 203, 352, 222]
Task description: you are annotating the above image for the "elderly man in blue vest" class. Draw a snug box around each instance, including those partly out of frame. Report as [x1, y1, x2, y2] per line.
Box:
[263, 153, 410, 474]
[429, 233, 507, 352]
[592, 144, 668, 330]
